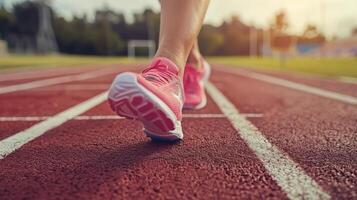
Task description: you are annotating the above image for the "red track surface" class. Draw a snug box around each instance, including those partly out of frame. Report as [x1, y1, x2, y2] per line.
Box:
[243, 67, 357, 97]
[212, 70, 357, 199]
[0, 121, 37, 140]
[0, 65, 99, 86]
[0, 64, 356, 199]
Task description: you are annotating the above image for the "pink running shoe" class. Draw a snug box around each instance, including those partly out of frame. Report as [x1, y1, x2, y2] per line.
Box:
[108, 57, 184, 141]
[183, 59, 211, 109]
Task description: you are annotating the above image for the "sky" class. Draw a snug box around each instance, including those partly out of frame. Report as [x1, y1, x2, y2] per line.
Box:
[2, 0, 357, 38]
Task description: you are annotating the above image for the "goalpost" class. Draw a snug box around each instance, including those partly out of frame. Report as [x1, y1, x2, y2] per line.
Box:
[128, 40, 156, 59]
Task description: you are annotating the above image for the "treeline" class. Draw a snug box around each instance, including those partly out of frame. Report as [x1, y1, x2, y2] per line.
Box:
[0, 1, 326, 56]
[0, 2, 162, 55]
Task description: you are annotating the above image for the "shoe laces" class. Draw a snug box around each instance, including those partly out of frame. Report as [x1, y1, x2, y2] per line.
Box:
[142, 60, 178, 86]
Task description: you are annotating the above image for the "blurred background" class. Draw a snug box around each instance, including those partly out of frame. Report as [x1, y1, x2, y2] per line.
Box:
[0, 0, 356, 76]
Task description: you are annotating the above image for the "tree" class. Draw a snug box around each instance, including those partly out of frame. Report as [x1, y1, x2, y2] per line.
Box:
[53, 9, 125, 55]
[303, 24, 319, 38]
[143, 9, 160, 44]
[352, 28, 357, 36]
[95, 18, 124, 55]
[299, 24, 325, 44]
[198, 25, 224, 55]
[12, 1, 40, 35]
[271, 11, 289, 34]
[0, 7, 12, 39]
[218, 16, 251, 55]
[54, 16, 95, 54]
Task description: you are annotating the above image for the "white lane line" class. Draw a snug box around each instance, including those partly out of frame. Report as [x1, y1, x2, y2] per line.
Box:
[33, 84, 110, 91]
[218, 67, 357, 105]
[0, 113, 264, 122]
[0, 68, 118, 95]
[206, 81, 330, 200]
[0, 91, 108, 159]
[0, 116, 49, 121]
[338, 76, 357, 85]
[184, 113, 263, 118]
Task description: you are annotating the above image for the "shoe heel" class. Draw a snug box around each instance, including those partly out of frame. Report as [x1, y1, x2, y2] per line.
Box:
[108, 73, 141, 120]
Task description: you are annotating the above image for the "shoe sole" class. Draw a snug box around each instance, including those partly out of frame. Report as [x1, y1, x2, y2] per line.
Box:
[108, 72, 183, 141]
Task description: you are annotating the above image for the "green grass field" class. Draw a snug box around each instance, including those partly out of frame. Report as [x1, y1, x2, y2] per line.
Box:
[1, 55, 356, 78]
[209, 56, 357, 78]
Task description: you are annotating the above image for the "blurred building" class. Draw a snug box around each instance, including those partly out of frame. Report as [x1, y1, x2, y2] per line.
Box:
[6, 1, 57, 54]
[262, 32, 328, 58]
[36, 0, 58, 54]
[310, 36, 357, 57]
[0, 40, 8, 56]
[296, 44, 320, 54]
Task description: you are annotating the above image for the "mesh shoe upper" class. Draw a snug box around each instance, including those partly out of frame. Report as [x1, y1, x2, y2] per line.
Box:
[137, 57, 184, 119]
[183, 62, 206, 108]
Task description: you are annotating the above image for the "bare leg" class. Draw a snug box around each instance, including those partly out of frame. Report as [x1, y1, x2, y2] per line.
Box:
[186, 39, 203, 69]
[155, 0, 210, 77]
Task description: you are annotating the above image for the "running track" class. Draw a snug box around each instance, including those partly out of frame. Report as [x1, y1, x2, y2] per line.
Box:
[0, 63, 356, 199]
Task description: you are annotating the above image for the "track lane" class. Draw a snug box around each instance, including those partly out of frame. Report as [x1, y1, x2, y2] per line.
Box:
[0, 64, 289, 199]
[0, 63, 140, 84]
[212, 68, 357, 199]
[0, 68, 117, 95]
[1, 63, 356, 199]
[220, 66, 357, 98]
[0, 64, 142, 95]
[0, 65, 100, 85]
[0, 119, 287, 199]
[0, 64, 139, 117]
[217, 67, 357, 105]
[0, 90, 101, 140]
[0, 91, 108, 159]
[0, 66, 136, 141]
[207, 81, 330, 199]
[0, 90, 103, 116]
[0, 122, 38, 141]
